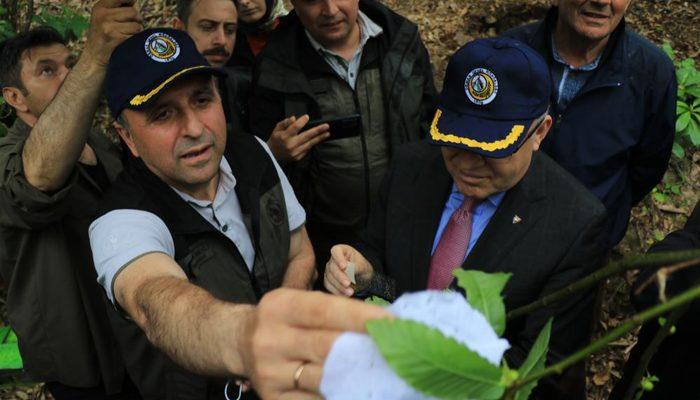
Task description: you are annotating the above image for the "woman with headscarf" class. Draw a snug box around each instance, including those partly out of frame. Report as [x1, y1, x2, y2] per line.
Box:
[229, 0, 287, 68]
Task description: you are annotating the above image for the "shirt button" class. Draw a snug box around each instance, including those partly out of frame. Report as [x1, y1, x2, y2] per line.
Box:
[222, 224, 229, 233]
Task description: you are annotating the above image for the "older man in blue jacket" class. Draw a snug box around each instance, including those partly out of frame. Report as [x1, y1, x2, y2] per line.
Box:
[504, 0, 676, 246]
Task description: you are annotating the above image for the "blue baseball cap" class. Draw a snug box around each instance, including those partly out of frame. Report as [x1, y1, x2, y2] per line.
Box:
[428, 37, 551, 158]
[106, 28, 226, 118]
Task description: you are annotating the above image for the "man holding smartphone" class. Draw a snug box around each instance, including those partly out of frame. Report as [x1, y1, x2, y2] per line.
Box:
[249, 0, 437, 274]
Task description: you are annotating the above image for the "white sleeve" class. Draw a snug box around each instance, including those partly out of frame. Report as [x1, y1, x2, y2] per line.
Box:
[255, 136, 307, 231]
[89, 209, 175, 304]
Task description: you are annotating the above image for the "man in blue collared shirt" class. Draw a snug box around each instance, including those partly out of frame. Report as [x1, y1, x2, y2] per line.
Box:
[504, 1, 676, 246]
[323, 38, 608, 399]
[431, 186, 505, 261]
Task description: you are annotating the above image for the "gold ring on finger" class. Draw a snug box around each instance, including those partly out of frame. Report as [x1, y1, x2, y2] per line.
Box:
[293, 361, 308, 390]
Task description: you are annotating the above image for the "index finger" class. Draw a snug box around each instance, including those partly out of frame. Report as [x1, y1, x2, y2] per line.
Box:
[275, 116, 296, 130]
[287, 114, 311, 134]
[282, 290, 390, 332]
[329, 245, 349, 270]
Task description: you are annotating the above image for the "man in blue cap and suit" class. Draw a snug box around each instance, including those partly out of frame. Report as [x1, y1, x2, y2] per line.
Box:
[324, 37, 608, 399]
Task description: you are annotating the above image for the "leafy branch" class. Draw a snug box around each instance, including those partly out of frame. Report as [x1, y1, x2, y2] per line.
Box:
[364, 251, 700, 399]
[507, 249, 700, 320]
[502, 283, 700, 399]
[619, 305, 688, 400]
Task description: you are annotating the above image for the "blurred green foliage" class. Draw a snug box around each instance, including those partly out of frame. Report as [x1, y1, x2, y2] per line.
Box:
[663, 42, 700, 158]
[33, 4, 89, 41]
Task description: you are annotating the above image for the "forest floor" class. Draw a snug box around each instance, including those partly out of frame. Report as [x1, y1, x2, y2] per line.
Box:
[2, 0, 700, 399]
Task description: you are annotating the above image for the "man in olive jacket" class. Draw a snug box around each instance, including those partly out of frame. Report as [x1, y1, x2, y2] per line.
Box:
[249, 0, 437, 270]
[0, 1, 141, 398]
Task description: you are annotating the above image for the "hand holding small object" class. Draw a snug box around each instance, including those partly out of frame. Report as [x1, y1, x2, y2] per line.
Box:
[324, 245, 374, 297]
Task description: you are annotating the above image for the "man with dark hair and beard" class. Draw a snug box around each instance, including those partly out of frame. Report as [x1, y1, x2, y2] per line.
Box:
[173, 0, 250, 134]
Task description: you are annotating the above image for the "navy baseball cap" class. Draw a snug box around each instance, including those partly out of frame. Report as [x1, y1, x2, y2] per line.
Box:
[428, 37, 551, 158]
[106, 28, 225, 118]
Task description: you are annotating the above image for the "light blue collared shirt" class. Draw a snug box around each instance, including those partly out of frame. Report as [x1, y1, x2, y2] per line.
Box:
[550, 36, 602, 110]
[430, 184, 505, 261]
[305, 11, 383, 89]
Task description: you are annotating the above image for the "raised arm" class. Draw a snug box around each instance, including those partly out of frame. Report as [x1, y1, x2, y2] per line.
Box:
[21, 0, 141, 191]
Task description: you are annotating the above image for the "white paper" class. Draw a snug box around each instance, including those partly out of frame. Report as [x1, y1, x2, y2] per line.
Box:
[320, 291, 510, 400]
[346, 262, 356, 285]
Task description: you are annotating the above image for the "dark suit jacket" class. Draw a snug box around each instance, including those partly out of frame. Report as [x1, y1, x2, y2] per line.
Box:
[611, 202, 700, 400]
[358, 141, 608, 398]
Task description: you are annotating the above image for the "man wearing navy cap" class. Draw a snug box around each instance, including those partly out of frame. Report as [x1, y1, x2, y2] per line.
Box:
[324, 37, 608, 399]
[88, 28, 320, 398]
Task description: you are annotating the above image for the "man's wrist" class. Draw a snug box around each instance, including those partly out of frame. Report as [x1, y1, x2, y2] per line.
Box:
[77, 46, 110, 73]
[228, 304, 257, 377]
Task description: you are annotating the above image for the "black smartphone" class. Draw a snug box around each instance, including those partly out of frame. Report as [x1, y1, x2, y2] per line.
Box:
[306, 114, 362, 141]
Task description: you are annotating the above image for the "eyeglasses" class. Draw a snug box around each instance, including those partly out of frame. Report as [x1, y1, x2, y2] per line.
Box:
[482, 115, 547, 162]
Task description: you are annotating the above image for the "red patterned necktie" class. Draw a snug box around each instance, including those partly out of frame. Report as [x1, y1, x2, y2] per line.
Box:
[427, 197, 477, 290]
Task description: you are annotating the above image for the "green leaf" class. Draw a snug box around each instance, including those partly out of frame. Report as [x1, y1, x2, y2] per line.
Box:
[0, 327, 11, 343]
[672, 141, 685, 158]
[686, 69, 700, 88]
[0, 343, 22, 370]
[453, 270, 511, 336]
[680, 58, 696, 69]
[661, 42, 675, 61]
[512, 319, 553, 400]
[365, 296, 390, 307]
[688, 117, 700, 146]
[677, 101, 690, 113]
[640, 378, 654, 391]
[0, 20, 13, 40]
[653, 230, 665, 242]
[677, 67, 691, 86]
[0, 327, 22, 370]
[33, 5, 89, 41]
[693, 98, 700, 109]
[367, 318, 505, 400]
[676, 111, 691, 132]
[686, 85, 700, 99]
[652, 192, 668, 203]
[500, 366, 519, 387]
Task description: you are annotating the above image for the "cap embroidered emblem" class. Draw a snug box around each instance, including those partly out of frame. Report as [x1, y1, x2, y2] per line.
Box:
[144, 32, 180, 63]
[464, 68, 498, 105]
[512, 215, 522, 224]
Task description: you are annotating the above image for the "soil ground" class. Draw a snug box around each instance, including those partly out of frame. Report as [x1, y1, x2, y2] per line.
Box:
[1, 0, 699, 399]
